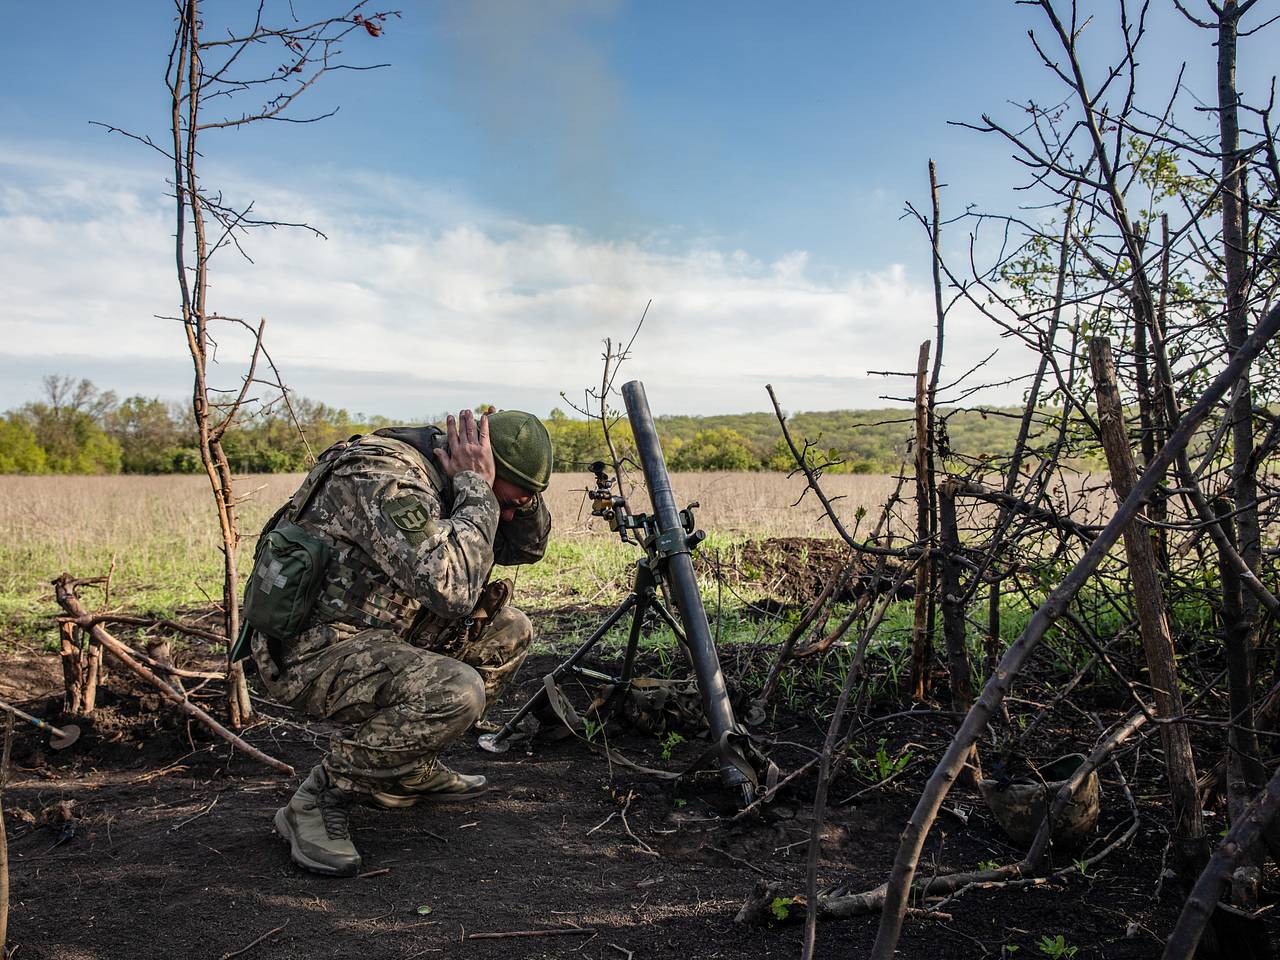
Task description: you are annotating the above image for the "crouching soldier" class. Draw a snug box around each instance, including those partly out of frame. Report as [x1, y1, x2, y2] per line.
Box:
[235, 408, 552, 876]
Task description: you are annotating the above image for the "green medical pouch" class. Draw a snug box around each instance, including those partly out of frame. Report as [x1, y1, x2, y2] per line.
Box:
[241, 519, 331, 642]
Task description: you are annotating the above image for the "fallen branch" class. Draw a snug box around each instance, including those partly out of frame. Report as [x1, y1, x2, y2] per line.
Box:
[467, 928, 595, 940]
[62, 613, 227, 645]
[220, 921, 288, 960]
[53, 574, 294, 777]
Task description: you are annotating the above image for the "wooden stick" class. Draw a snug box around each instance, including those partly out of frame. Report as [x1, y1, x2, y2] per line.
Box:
[65, 613, 227, 645]
[467, 928, 595, 940]
[909, 340, 933, 701]
[52, 575, 294, 776]
[220, 921, 288, 960]
[1090, 337, 1206, 876]
[58, 620, 83, 715]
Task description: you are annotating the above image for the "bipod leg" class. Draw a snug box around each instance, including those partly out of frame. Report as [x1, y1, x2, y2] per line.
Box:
[478, 591, 641, 753]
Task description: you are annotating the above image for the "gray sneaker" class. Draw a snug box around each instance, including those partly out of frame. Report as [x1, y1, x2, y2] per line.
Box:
[274, 765, 363, 877]
[368, 762, 490, 809]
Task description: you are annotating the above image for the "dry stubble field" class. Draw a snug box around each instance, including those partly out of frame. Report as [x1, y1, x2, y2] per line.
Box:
[0, 470, 902, 641]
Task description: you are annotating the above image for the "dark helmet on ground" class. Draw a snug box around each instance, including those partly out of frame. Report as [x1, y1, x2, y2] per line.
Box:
[488, 410, 553, 493]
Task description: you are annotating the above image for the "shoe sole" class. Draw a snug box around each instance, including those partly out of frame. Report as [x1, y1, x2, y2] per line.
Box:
[366, 786, 492, 810]
[273, 807, 361, 877]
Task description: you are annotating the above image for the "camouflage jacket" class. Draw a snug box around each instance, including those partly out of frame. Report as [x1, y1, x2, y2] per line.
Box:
[295, 428, 550, 634]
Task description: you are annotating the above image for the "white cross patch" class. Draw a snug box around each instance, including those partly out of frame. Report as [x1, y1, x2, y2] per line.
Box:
[258, 558, 287, 595]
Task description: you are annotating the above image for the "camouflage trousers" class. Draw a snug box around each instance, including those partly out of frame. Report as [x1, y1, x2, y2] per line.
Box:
[252, 606, 533, 794]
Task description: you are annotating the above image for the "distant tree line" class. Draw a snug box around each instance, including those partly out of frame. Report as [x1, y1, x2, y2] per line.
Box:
[0, 375, 1047, 476]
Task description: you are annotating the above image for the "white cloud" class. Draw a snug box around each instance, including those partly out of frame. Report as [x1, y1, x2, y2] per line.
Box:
[0, 142, 1031, 417]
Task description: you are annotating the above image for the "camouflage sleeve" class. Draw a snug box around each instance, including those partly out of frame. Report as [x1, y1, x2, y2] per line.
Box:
[350, 468, 500, 619]
[493, 494, 552, 566]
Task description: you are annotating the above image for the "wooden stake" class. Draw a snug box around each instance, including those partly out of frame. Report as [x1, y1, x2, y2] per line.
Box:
[58, 620, 83, 716]
[80, 638, 103, 715]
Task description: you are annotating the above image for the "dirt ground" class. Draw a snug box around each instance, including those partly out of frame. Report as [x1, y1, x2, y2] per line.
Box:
[2, 659, 1216, 959]
[0, 540, 1265, 959]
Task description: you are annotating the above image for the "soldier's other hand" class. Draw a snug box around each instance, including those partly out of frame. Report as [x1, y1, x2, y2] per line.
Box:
[436, 408, 496, 486]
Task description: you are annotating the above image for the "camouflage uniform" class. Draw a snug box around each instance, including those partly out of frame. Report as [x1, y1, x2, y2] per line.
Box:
[251, 428, 550, 794]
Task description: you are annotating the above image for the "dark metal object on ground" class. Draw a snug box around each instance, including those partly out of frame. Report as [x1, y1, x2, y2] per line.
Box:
[0, 698, 81, 751]
[479, 380, 756, 806]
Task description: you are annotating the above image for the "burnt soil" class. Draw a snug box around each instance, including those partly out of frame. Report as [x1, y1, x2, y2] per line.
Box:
[2, 543, 1271, 960]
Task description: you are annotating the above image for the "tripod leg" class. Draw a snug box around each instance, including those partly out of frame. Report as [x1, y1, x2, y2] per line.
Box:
[478, 592, 640, 753]
[616, 564, 656, 687]
[648, 598, 688, 646]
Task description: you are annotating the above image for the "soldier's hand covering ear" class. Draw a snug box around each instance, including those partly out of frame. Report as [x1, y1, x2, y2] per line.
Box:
[435, 408, 496, 486]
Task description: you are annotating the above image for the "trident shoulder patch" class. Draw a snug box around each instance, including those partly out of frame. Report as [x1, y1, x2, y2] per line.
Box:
[383, 495, 438, 544]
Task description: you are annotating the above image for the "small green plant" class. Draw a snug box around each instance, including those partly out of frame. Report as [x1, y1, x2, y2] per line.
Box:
[849, 738, 911, 783]
[769, 896, 794, 921]
[870, 738, 911, 781]
[674, 797, 687, 809]
[779, 671, 799, 709]
[660, 731, 685, 761]
[1073, 857, 1090, 877]
[849, 742, 911, 783]
[1037, 934, 1078, 959]
[583, 717, 603, 743]
[978, 859, 1000, 871]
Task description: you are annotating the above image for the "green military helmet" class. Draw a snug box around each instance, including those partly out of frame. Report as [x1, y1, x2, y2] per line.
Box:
[488, 410, 553, 493]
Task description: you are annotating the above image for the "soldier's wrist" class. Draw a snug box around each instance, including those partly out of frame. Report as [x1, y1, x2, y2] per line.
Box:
[511, 495, 541, 519]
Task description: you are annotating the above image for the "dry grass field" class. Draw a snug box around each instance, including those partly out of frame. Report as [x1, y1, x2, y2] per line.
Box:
[0, 470, 903, 640]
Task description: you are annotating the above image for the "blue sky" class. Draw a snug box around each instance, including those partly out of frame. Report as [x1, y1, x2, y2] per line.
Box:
[0, 1, 1272, 417]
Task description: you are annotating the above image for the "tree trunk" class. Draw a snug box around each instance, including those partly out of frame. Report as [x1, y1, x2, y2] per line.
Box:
[909, 340, 933, 700]
[79, 639, 103, 716]
[1089, 337, 1207, 879]
[1215, 14, 1263, 891]
[938, 481, 971, 710]
[1217, 2, 1261, 656]
[173, 0, 252, 726]
[939, 480, 979, 786]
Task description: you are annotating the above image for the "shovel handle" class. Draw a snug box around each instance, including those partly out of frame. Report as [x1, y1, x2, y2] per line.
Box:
[0, 697, 72, 739]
